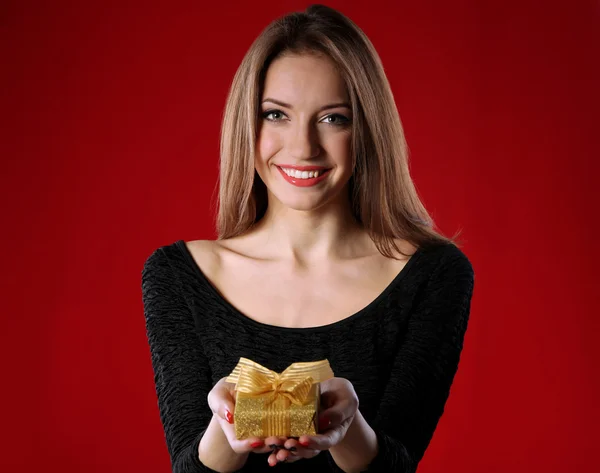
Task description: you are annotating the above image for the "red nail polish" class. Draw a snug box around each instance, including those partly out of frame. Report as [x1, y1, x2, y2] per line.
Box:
[299, 440, 310, 447]
[225, 409, 234, 424]
[250, 441, 263, 448]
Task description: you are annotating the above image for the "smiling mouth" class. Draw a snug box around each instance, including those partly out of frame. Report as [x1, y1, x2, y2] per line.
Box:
[276, 166, 331, 179]
[275, 165, 332, 187]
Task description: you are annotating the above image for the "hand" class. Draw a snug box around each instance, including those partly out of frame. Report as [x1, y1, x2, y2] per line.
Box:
[207, 377, 359, 466]
[296, 377, 359, 451]
[208, 378, 321, 464]
[263, 436, 322, 466]
[265, 377, 359, 465]
[206, 377, 274, 456]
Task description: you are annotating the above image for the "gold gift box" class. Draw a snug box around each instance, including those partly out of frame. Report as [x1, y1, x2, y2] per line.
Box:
[226, 357, 334, 440]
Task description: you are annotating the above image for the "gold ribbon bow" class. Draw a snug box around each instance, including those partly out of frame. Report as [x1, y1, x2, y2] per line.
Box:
[226, 357, 335, 438]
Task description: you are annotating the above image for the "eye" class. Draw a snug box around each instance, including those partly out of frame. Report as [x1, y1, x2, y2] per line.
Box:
[320, 114, 351, 127]
[261, 109, 351, 127]
[262, 110, 287, 122]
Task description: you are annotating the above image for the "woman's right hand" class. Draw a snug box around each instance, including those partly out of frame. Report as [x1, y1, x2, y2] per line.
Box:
[207, 377, 276, 456]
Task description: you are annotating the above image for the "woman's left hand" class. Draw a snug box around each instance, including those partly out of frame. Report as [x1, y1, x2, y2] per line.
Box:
[267, 377, 359, 465]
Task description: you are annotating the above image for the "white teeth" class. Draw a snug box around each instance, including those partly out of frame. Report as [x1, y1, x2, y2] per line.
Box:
[280, 167, 327, 179]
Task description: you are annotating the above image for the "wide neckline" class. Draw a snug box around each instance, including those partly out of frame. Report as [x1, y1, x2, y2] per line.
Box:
[175, 239, 423, 333]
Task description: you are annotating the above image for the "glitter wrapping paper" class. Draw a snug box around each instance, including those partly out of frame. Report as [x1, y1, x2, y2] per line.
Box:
[226, 357, 335, 439]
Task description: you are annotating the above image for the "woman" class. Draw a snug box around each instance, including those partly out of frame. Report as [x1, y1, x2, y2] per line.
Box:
[142, 4, 475, 472]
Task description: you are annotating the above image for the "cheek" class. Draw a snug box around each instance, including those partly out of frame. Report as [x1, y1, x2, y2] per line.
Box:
[256, 129, 281, 164]
[322, 132, 352, 165]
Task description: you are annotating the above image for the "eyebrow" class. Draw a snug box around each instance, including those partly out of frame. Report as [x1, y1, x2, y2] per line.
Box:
[261, 98, 351, 113]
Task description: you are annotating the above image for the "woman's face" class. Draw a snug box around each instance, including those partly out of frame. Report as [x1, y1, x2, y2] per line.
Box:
[255, 53, 353, 212]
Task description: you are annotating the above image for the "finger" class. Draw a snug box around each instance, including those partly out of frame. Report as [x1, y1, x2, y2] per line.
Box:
[268, 451, 279, 467]
[300, 449, 321, 459]
[264, 435, 286, 450]
[283, 438, 299, 450]
[318, 399, 354, 431]
[214, 416, 267, 455]
[282, 439, 315, 460]
[299, 426, 344, 451]
[276, 448, 291, 463]
[319, 390, 337, 409]
[247, 437, 273, 454]
[290, 445, 320, 460]
[208, 379, 236, 424]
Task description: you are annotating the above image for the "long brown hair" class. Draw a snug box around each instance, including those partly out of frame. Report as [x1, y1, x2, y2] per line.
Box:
[214, 4, 463, 258]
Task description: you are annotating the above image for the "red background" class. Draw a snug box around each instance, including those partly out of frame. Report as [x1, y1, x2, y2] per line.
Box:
[2, 0, 599, 471]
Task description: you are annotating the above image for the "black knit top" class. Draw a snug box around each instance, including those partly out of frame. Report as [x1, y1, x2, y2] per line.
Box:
[141, 239, 475, 472]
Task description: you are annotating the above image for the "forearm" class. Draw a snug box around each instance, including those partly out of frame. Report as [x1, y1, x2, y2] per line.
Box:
[329, 410, 378, 473]
[198, 415, 249, 472]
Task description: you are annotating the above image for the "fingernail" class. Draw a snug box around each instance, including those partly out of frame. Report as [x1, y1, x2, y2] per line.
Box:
[250, 441, 263, 448]
[299, 440, 310, 447]
[225, 409, 234, 424]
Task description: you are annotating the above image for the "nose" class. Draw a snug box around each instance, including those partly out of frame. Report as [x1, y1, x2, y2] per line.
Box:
[287, 121, 321, 160]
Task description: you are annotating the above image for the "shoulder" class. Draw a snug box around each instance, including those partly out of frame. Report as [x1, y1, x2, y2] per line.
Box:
[182, 239, 223, 279]
[142, 239, 215, 266]
[142, 241, 179, 275]
[142, 239, 239, 290]
[417, 242, 475, 290]
[432, 245, 475, 309]
[141, 239, 206, 281]
[419, 241, 473, 269]
[436, 242, 473, 272]
[404, 244, 475, 326]
[140, 239, 222, 306]
[445, 244, 474, 278]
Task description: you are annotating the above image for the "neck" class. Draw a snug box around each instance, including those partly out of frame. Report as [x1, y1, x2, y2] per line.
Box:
[248, 192, 373, 267]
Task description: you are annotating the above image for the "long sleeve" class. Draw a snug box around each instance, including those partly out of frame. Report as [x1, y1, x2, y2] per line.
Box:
[362, 244, 475, 472]
[141, 247, 217, 473]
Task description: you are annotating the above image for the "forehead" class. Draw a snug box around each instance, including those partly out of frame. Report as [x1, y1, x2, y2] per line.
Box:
[262, 53, 348, 104]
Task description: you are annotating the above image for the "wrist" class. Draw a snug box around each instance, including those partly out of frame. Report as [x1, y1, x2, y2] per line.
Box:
[329, 410, 378, 473]
[198, 415, 249, 472]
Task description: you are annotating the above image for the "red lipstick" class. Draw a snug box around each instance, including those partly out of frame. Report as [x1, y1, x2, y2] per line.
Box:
[276, 164, 331, 171]
[276, 165, 331, 187]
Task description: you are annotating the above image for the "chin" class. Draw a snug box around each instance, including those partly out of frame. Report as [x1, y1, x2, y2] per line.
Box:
[278, 197, 326, 212]
[272, 187, 345, 212]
